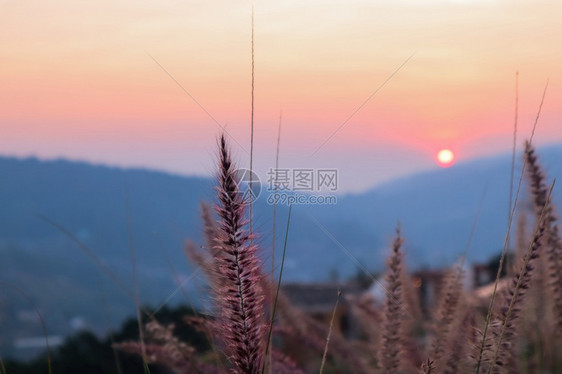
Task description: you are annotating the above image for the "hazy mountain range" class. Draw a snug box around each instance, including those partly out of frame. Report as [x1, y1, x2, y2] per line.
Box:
[1, 144, 561, 357]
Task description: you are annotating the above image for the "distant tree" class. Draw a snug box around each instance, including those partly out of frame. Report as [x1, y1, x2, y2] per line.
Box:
[486, 251, 516, 279]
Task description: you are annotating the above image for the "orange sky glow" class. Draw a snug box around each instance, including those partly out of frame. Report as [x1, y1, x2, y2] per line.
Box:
[1, 0, 562, 192]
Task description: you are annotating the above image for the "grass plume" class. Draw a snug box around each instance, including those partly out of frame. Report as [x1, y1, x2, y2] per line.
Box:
[213, 134, 266, 373]
[524, 141, 562, 331]
[378, 227, 405, 373]
[430, 265, 464, 365]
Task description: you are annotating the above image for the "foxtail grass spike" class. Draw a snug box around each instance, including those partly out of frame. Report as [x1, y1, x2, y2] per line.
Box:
[213, 134, 266, 374]
[379, 226, 405, 373]
[524, 141, 562, 331]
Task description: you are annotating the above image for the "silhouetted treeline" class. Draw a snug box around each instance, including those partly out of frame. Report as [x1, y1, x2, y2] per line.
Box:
[3, 305, 209, 374]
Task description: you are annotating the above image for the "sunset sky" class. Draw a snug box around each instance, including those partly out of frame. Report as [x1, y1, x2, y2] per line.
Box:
[1, 0, 561, 192]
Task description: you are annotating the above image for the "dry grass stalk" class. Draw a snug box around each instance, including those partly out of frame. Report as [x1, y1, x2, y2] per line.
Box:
[524, 141, 562, 332]
[212, 134, 266, 373]
[319, 290, 341, 374]
[514, 207, 529, 270]
[400, 264, 424, 370]
[420, 358, 436, 373]
[440, 310, 474, 374]
[430, 265, 464, 364]
[378, 227, 405, 373]
[485, 191, 549, 374]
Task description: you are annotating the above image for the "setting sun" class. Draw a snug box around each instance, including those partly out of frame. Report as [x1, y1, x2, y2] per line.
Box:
[437, 149, 455, 168]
